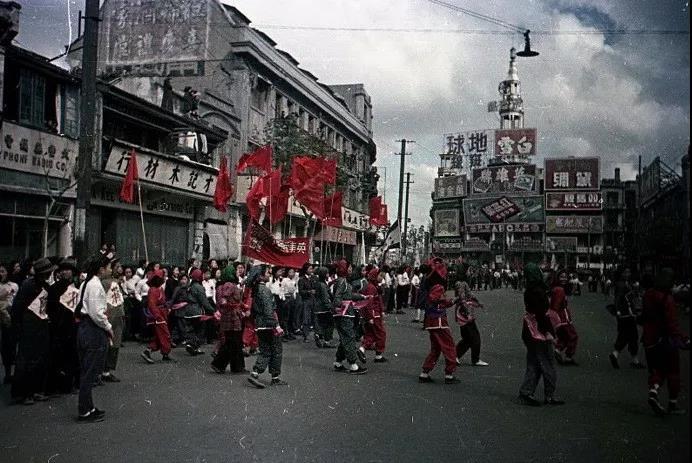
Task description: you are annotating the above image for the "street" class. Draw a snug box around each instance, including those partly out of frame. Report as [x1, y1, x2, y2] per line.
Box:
[0, 289, 688, 463]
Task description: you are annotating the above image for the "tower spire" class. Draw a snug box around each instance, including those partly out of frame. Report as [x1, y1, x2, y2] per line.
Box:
[498, 47, 524, 130]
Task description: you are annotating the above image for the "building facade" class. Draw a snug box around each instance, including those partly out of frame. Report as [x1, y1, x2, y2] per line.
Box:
[67, 0, 378, 263]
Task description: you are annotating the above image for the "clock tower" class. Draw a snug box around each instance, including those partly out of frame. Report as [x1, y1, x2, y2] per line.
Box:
[498, 47, 524, 129]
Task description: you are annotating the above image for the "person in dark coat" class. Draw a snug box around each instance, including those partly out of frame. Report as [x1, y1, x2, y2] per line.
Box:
[298, 263, 317, 343]
[182, 269, 215, 356]
[11, 258, 54, 405]
[211, 268, 248, 374]
[332, 259, 369, 375]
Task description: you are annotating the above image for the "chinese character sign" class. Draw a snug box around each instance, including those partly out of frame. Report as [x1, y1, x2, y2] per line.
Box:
[545, 192, 602, 211]
[434, 209, 460, 237]
[105, 145, 217, 198]
[544, 157, 600, 191]
[471, 164, 536, 195]
[442, 130, 494, 173]
[545, 216, 604, 234]
[434, 175, 467, 199]
[1, 122, 77, 179]
[242, 221, 310, 268]
[494, 129, 537, 157]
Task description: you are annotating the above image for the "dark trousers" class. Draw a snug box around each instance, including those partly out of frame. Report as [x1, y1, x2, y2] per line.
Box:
[396, 285, 410, 311]
[212, 330, 245, 373]
[46, 332, 78, 393]
[77, 319, 108, 415]
[614, 317, 639, 357]
[301, 298, 315, 336]
[456, 321, 481, 363]
[314, 312, 334, 342]
[11, 319, 49, 400]
[335, 316, 358, 364]
[1, 324, 15, 380]
[519, 341, 557, 399]
[286, 297, 300, 333]
[277, 297, 289, 331]
[184, 317, 205, 349]
[253, 330, 282, 377]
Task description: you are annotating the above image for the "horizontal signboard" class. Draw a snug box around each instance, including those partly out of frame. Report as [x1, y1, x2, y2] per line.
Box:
[461, 238, 490, 251]
[1, 122, 77, 179]
[471, 164, 536, 195]
[434, 209, 460, 237]
[465, 223, 544, 233]
[509, 238, 544, 252]
[545, 191, 602, 211]
[434, 175, 467, 199]
[545, 215, 604, 234]
[463, 195, 544, 225]
[546, 236, 578, 252]
[494, 128, 537, 157]
[481, 196, 521, 222]
[432, 237, 463, 253]
[544, 157, 600, 191]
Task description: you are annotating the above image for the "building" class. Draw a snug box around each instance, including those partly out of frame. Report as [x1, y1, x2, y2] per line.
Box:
[1, 2, 80, 259]
[599, 167, 637, 269]
[638, 153, 689, 278]
[1, 2, 229, 264]
[67, 0, 378, 263]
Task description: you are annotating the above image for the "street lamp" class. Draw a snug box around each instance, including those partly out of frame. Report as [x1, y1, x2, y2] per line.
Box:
[516, 30, 540, 57]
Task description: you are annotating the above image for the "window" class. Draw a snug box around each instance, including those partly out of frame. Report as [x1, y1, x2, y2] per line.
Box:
[19, 69, 46, 127]
[61, 85, 80, 138]
[250, 77, 270, 112]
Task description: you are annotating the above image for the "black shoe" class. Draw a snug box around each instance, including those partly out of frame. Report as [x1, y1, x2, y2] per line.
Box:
[357, 348, 367, 364]
[348, 366, 368, 375]
[609, 352, 619, 369]
[395, 310, 406, 314]
[161, 354, 177, 363]
[444, 376, 461, 384]
[93, 408, 106, 417]
[648, 391, 666, 416]
[519, 394, 541, 406]
[141, 349, 155, 364]
[22, 397, 35, 405]
[247, 375, 266, 389]
[78, 409, 104, 423]
[410, 319, 420, 323]
[333, 364, 348, 372]
[185, 344, 197, 356]
[102, 373, 121, 383]
[271, 378, 289, 386]
[668, 403, 687, 415]
[210, 352, 217, 359]
[418, 375, 434, 383]
[374, 356, 388, 363]
[211, 365, 225, 374]
[33, 393, 49, 402]
[630, 361, 646, 369]
[92, 378, 105, 387]
[544, 397, 565, 405]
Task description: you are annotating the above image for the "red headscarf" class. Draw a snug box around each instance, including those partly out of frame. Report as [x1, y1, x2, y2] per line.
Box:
[367, 268, 379, 283]
[190, 268, 203, 283]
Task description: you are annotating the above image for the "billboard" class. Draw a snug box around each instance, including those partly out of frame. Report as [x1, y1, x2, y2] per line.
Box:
[465, 223, 543, 233]
[432, 237, 463, 253]
[463, 195, 544, 225]
[544, 157, 600, 191]
[471, 164, 537, 195]
[434, 209, 460, 237]
[546, 216, 603, 234]
[546, 236, 578, 252]
[494, 129, 537, 157]
[545, 191, 602, 211]
[442, 129, 494, 172]
[434, 175, 467, 199]
[105, 0, 209, 66]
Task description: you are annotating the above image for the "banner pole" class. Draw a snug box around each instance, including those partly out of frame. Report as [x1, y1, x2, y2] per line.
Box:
[137, 180, 149, 263]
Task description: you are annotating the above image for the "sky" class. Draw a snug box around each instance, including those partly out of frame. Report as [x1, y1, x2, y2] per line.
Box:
[15, 0, 691, 228]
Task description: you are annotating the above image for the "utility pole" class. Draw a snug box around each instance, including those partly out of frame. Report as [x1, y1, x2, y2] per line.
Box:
[403, 172, 414, 260]
[74, 0, 101, 263]
[394, 139, 413, 229]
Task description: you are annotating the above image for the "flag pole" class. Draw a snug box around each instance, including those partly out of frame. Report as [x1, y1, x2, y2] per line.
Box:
[137, 179, 149, 263]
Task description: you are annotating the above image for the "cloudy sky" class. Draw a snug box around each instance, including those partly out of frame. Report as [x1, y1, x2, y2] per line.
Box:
[17, 0, 690, 227]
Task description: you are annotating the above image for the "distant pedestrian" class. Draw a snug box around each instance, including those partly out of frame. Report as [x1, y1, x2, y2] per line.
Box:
[313, 267, 335, 348]
[608, 267, 645, 370]
[359, 268, 387, 363]
[141, 269, 175, 364]
[548, 270, 579, 365]
[453, 280, 488, 367]
[211, 268, 247, 374]
[331, 259, 369, 375]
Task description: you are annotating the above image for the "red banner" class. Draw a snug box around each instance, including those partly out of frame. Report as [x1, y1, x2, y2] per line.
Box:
[242, 221, 310, 269]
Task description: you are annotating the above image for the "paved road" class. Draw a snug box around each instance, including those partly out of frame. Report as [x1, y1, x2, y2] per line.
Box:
[0, 289, 689, 462]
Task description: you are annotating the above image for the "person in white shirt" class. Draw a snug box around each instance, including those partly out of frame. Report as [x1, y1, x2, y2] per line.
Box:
[76, 254, 113, 422]
[395, 266, 411, 314]
[282, 268, 300, 337]
[202, 269, 216, 305]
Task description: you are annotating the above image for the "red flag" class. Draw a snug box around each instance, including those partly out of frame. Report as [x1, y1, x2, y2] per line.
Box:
[290, 156, 326, 218]
[243, 221, 310, 268]
[246, 175, 265, 221]
[237, 145, 272, 174]
[119, 148, 138, 203]
[369, 196, 388, 226]
[320, 158, 337, 184]
[264, 169, 289, 225]
[323, 191, 342, 227]
[213, 155, 234, 212]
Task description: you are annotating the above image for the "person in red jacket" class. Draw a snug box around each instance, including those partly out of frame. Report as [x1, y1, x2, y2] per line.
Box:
[358, 268, 387, 363]
[640, 268, 690, 415]
[419, 283, 460, 384]
[141, 270, 174, 363]
[211, 276, 248, 374]
[548, 270, 579, 365]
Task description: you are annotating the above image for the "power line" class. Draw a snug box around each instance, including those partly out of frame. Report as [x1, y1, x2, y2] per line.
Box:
[426, 0, 525, 32]
[251, 24, 689, 36]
